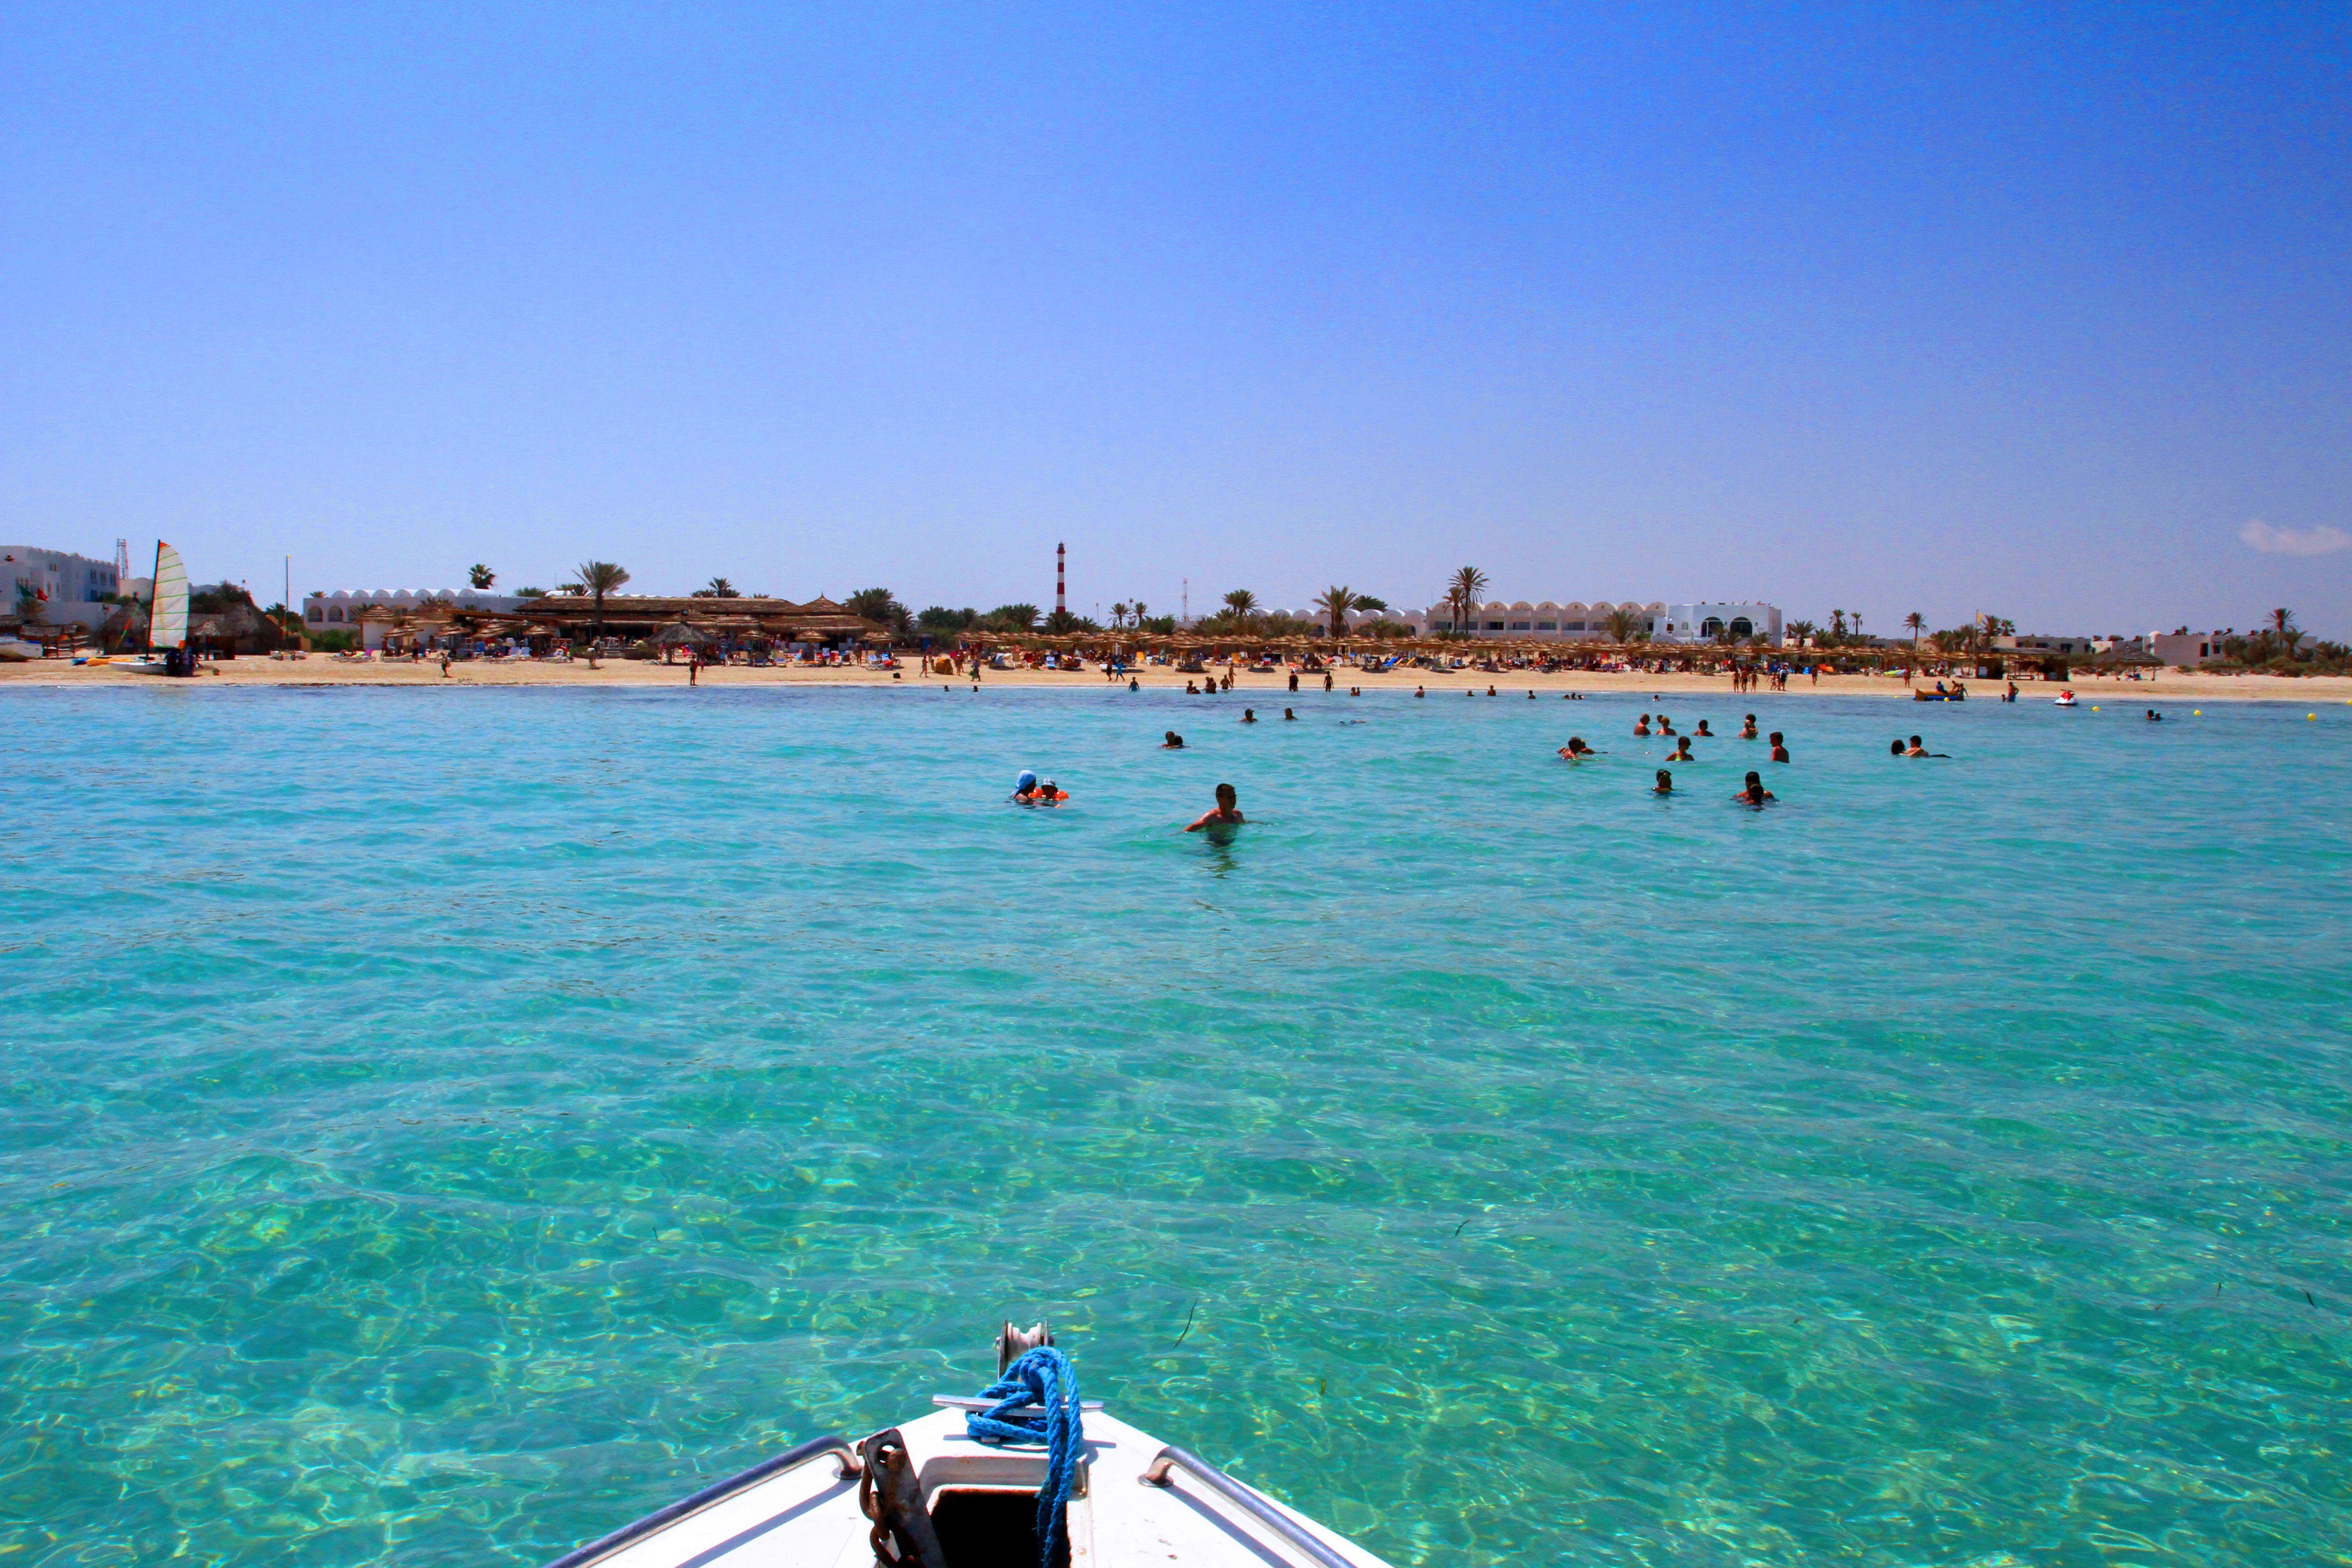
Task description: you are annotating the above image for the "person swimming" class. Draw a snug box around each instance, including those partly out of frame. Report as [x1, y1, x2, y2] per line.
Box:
[1241, 708, 1257, 723]
[1769, 731, 1789, 763]
[1161, 731, 1186, 749]
[1653, 768, 1672, 795]
[1415, 685, 1426, 698]
[1890, 738, 1906, 756]
[1558, 736, 1594, 760]
[1129, 676, 1140, 691]
[1012, 769, 1050, 804]
[1906, 735, 1949, 757]
[1634, 715, 1652, 736]
[2145, 708, 2161, 721]
[1740, 714, 1759, 740]
[1695, 720, 1713, 737]
[1184, 782, 1245, 832]
[1283, 707, 1297, 720]
[1667, 736, 1695, 762]
[1184, 680, 1200, 694]
[1735, 771, 1774, 804]
[1034, 777, 1068, 804]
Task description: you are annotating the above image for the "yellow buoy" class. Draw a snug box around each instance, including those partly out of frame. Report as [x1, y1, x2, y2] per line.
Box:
[2194, 710, 2201, 715]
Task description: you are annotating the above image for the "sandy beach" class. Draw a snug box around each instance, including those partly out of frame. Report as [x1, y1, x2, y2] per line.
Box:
[5, 654, 2347, 703]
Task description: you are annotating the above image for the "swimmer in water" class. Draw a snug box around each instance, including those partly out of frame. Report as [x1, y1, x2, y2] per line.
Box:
[1735, 771, 1774, 804]
[1769, 731, 1789, 763]
[1558, 736, 1594, 760]
[1161, 731, 1185, 749]
[1657, 715, 1676, 735]
[1415, 686, 1426, 698]
[1634, 715, 1652, 736]
[1695, 720, 1713, 737]
[1654, 769, 1672, 795]
[1184, 782, 1245, 832]
[1034, 778, 1068, 804]
[1241, 708, 1257, 723]
[1740, 714, 1759, 740]
[1129, 676, 1139, 691]
[1667, 736, 1695, 762]
[1905, 735, 1949, 758]
[2145, 708, 2161, 721]
[1185, 680, 1199, 695]
[1487, 686, 1497, 696]
[1890, 738, 1906, 757]
[1011, 769, 1042, 803]
[1283, 707, 1297, 720]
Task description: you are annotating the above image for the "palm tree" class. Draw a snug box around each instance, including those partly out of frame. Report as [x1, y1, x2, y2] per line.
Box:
[1314, 585, 1358, 637]
[1786, 619, 1815, 649]
[1132, 600, 1148, 624]
[1602, 606, 1642, 644]
[1221, 588, 1258, 617]
[845, 588, 901, 623]
[1828, 609, 1847, 643]
[1110, 601, 1131, 628]
[707, 576, 738, 598]
[468, 564, 496, 589]
[2269, 608, 2304, 656]
[575, 560, 630, 638]
[1904, 611, 1926, 648]
[1446, 566, 1488, 638]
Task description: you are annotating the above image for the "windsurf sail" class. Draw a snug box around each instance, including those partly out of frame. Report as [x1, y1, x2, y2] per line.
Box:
[149, 542, 188, 650]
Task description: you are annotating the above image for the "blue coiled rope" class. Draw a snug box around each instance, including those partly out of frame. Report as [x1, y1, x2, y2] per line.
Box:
[964, 1346, 1083, 1568]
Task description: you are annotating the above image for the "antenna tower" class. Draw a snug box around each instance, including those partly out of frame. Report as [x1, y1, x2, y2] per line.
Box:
[1056, 542, 1066, 617]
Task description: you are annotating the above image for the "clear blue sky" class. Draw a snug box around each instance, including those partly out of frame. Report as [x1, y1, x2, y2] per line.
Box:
[3, 3, 2347, 634]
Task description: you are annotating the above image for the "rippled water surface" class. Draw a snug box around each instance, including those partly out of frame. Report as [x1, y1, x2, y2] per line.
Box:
[2, 683, 2347, 1566]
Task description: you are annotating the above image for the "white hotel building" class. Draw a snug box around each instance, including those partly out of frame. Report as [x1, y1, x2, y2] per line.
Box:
[1, 544, 124, 630]
[303, 588, 524, 647]
[1276, 599, 1783, 645]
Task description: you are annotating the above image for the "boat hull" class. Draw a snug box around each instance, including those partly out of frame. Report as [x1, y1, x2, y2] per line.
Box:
[548, 1407, 1391, 1568]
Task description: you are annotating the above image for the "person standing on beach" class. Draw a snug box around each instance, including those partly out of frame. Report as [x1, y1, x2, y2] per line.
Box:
[1323, 672, 1333, 692]
[1185, 783, 1245, 831]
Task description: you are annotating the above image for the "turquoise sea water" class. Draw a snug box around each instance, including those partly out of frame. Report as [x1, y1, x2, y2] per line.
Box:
[2, 683, 2347, 1566]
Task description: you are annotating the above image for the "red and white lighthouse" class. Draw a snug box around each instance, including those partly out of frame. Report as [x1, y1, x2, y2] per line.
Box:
[1056, 542, 1066, 619]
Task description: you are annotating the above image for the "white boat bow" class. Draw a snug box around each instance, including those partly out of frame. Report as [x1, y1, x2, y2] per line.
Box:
[545, 1328, 1390, 1568]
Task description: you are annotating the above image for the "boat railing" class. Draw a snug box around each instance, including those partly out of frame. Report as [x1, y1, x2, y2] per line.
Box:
[1138, 1445, 1359, 1568]
[542, 1433, 861, 1568]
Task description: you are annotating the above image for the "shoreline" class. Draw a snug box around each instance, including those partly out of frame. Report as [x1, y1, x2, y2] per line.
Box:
[4, 657, 2347, 702]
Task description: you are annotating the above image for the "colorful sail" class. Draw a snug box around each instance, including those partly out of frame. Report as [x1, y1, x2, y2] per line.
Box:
[150, 541, 188, 650]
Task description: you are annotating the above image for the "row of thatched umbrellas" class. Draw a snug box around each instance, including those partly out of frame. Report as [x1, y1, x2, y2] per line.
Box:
[362, 606, 2146, 673]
